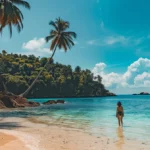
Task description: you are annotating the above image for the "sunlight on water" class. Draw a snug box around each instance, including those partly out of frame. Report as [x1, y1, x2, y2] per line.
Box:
[0, 95, 150, 141]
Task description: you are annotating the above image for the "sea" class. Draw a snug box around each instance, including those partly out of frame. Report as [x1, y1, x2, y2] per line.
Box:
[0, 95, 150, 141]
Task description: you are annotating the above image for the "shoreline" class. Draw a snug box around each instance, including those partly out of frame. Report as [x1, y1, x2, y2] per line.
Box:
[0, 117, 149, 150]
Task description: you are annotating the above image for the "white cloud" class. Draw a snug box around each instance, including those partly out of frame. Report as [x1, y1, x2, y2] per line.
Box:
[92, 58, 150, 90]
[23, 38, 45, 50]
[92, 62, 106, 73]
[92, 62, 124, 88]
[22, 38, 52, 56]
[105, 36, 128, 45]
[87, 35, 143, 46]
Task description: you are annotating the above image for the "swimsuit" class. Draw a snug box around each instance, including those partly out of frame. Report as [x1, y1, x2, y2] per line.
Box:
[117, 111, 123, 116]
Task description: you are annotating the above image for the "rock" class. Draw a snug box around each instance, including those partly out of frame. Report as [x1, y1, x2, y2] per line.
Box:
[140, 92, 149, 95]
[43, 100, 65, 105]
[0, 94, 40, 108]
[56, 100, 65, 104]
[1, 95, 16, 108]
[24, 101, 40, 107]
[43, 100, 57, 105]
[106, 92, 116, 96]
[133, 92, 150, 95]
[14, 96, 27, 104]
[1, 95, 24, 108]
[0, 100, 6, 109]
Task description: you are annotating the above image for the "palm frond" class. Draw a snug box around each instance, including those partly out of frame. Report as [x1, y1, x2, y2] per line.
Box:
[49, 21, 58, 31]
[65, 36, 75, 46]
[58, 38, 67, 51]
[0, 0, 29, 37]
[65, 31, 77, 38]
[46, 18, 77, 53]
[8, 23, 12, 37]
[45, 35, 55, 42]
[55, 18, 69, 31]
[50, 30, 57, 36]
[10, 0, 30, 9]
[50, 37, 59, 50]
[63, 37, 72, 50]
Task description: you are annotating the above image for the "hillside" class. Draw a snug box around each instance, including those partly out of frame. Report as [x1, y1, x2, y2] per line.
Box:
[0, 51, 115, 98]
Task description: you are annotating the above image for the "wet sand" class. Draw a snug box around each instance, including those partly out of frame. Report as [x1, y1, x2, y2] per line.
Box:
[0, 117, 150, 150]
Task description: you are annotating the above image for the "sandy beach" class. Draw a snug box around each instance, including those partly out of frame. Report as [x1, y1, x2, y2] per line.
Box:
[0, 117, 149, 150]
[0, 131, 29, 150]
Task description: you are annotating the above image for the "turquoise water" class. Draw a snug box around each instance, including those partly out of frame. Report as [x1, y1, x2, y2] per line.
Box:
[1, 95, 150, 141]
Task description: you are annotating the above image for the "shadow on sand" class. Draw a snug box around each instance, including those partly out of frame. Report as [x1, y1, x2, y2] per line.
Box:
[0, 122, 23, 129]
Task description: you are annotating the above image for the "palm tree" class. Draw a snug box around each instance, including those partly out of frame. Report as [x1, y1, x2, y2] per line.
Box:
[0, 0, 30, 37]
[20, 18, 77, 97]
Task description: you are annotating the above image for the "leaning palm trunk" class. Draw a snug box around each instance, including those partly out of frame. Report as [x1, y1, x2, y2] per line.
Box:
[0, 74, 8, 93]
[20, 46, 57, 97]
[2, 81, 7, 93]
[20, 18, 76, 97]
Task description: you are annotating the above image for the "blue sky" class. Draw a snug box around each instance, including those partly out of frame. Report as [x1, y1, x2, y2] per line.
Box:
[1, 0, 150, 94]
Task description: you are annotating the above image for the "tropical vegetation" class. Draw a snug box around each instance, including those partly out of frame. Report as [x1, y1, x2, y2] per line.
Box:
[0, 51, 113, 98]
[20, 18, 77, 97]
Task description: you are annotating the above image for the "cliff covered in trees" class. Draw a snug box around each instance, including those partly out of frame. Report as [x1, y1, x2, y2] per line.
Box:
[0, 51, 115, 98]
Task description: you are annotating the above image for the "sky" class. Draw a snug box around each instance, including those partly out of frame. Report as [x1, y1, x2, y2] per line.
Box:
[1, 0, 150, 94]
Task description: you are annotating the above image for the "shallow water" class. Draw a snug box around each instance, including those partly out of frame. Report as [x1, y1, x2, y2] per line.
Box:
[1, 95, 150, 141]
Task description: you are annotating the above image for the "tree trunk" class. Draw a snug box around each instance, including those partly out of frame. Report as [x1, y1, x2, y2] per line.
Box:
[2, 81, 7, 92]
[19, 46, 57, 97]
[0, 74, 8, 93]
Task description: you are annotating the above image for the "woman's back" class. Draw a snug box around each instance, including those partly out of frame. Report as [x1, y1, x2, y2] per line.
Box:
[116, 101, 124, 126]
[117, 106, 123, 112]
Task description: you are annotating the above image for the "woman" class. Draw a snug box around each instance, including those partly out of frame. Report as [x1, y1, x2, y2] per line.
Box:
[116, 101, 124, 126]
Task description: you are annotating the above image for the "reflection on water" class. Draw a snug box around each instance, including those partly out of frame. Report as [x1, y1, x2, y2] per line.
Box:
[116, 127, 124, 150]
[1, 95, 150, 140]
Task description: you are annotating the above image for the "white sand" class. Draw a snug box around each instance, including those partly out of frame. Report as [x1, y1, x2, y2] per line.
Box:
[0, 117, 149, 150]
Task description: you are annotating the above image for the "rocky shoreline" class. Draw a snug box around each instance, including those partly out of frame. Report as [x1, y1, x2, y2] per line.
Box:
[0, 92, 40, 109]
[0, 91, 116, 109]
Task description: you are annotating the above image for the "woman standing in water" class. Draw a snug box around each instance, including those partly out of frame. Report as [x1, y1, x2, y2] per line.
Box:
[116, 101, 124, 126]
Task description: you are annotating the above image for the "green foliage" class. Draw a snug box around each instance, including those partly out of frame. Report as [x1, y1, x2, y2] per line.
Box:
[45, 17, 77, 51]
[0, 51, 109, 97]
[0, 0, 30, 37]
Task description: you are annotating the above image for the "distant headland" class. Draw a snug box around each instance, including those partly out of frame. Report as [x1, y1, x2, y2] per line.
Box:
[133, 92, 150, 95]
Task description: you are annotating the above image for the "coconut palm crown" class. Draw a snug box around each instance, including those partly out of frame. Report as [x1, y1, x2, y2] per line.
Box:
[0, 0, 30, 37]
[45, 17, 77, 52]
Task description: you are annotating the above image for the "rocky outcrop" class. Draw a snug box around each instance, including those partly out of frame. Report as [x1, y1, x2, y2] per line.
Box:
[105, 92, 116, 96]
[133, 92, 150, 95]
[1, 95, 23, 108]
[24, 101, 40, 107]
[0, 93, 40, 109]
[43, 100, 57, 105]
[140, 92, 149, 95]
[56, 100, 65, 104]
[0, 100, 6, 109]
[43, 100, 65, 105]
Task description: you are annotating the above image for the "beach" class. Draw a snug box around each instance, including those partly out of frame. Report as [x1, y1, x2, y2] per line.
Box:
[0, 116, 149, 150]
[0, 130, 29, 150]
[0, 95, 150, 150]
